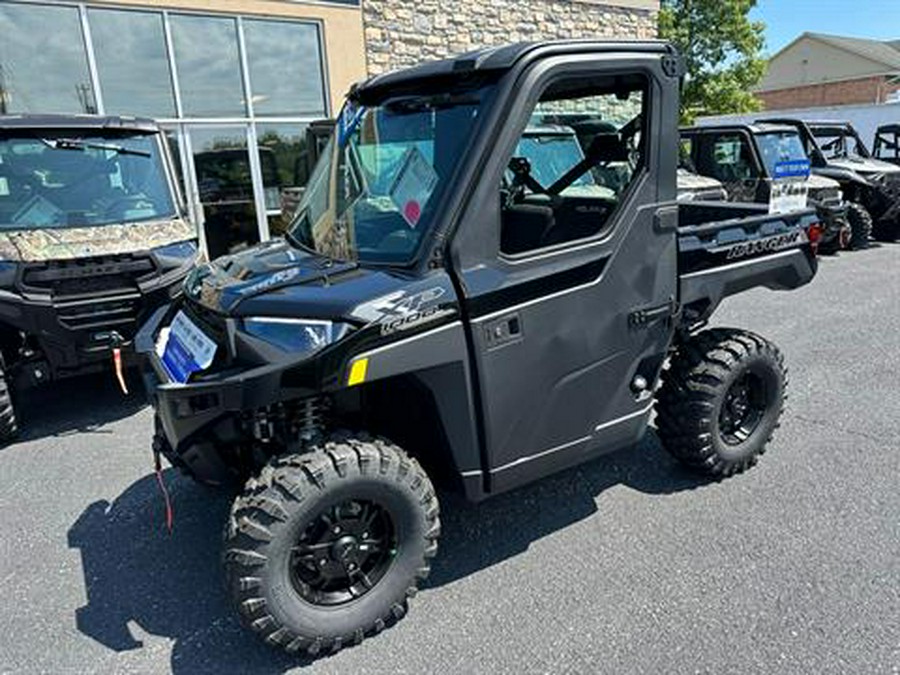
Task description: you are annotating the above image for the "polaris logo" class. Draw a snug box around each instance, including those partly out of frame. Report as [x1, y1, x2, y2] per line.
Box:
[723, 231, 805, 261]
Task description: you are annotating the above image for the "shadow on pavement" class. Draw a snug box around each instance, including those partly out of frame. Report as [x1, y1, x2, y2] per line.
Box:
[67, 431, 710, 674]
[10, 371, 146, 444]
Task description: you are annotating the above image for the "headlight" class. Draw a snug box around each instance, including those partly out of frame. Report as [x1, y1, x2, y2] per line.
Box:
[154, 240, 199, 270]
[242, 317, 351, 354]
[0, 261, 17, 290]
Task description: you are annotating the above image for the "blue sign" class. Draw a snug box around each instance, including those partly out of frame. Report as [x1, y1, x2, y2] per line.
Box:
[338, 103, 366, 147]
[160, 311, 217, 384]
[773, 159, 811, 180]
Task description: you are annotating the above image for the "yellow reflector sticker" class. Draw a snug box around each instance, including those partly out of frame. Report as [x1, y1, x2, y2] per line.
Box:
[348, 358, 369, 386]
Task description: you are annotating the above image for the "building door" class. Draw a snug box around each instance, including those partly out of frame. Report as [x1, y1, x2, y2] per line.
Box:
[186, 125, 263, 260]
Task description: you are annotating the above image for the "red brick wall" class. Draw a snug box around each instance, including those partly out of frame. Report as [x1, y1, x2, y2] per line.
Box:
[758, 76, 900, 110]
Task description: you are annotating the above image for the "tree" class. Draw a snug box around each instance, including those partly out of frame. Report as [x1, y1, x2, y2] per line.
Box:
[659, 0, 767, 124]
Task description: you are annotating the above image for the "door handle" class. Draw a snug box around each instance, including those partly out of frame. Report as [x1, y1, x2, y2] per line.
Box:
[484, 314, 522, 348]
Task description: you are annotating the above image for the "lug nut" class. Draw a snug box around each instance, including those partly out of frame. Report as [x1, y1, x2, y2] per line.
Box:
[333, 526, 341, 534]
[319, 559, 327, 567]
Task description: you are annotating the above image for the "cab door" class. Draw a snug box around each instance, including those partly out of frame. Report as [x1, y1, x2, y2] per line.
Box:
[452, 54, 680, 494]
[695, 130, 764, 203]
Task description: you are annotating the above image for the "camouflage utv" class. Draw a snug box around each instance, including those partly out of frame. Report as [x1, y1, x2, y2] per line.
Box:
[0, 115, 199, 440]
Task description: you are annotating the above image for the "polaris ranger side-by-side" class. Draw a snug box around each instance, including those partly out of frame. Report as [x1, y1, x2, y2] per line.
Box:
[0, 115, 199, 439]
[760, 118, 900, 242]
[681, 123, 862, 251]
[138, 41, 820, 656]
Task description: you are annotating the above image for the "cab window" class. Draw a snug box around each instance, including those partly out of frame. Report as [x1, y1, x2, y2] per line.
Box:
[500, 74, 647, 256]
[706, 135, 754, 183]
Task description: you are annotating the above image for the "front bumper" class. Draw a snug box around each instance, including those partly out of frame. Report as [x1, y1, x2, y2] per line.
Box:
[136, 305, 316, 475]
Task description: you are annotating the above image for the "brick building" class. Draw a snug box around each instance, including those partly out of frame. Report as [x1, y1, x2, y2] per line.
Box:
[0, 0, 658, 254]
[757, 33, 900, 110]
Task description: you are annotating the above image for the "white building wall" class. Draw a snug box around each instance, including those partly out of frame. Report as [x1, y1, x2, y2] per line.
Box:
[698, 102, 900, 149]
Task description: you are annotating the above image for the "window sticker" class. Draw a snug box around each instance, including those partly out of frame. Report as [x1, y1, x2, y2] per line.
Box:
[769, 160, 811, 214]
[388, 146, 439, 228]
[0, 178, 8, 197]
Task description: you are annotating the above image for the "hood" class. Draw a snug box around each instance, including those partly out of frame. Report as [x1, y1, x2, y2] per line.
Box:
[826, 156, 900, 176]
[806, 173, 841, 190]
[676, 168, 724, 192]
[0, 218, 195, 262]
[186, 238, 426, 322]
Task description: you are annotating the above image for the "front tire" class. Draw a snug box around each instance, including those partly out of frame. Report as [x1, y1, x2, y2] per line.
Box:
[224, 433, 440, 656]
[845, 202, 872, 250]
[0, 365, 19, 445]
[655, 329, 787, 478]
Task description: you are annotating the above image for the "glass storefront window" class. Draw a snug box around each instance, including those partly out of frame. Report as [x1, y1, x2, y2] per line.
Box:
[243, 19, 327, 117]
[0, 4, 96, 114]
[88, 9, 175, 118]
[170, 14, 246, 118]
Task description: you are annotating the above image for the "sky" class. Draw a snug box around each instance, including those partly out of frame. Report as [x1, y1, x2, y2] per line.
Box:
[751, 0, 900, 55]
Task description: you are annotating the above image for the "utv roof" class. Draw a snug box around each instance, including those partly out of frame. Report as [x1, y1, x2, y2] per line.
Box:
[350, 39, 676, 101]
[684, 122, 799, 135]
[0, 114, 159, 133]
[805, 121, 857, 129]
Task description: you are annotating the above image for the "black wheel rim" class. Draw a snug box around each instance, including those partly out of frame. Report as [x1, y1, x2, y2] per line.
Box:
[289, 499, 397, 607]
[718, 371, 767, 446]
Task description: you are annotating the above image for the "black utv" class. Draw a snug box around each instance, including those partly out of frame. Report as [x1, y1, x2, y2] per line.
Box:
[873, 124, 900, 167]
[138, 41, 820, 656]
[681, 123, 862, 251]
[0, 115, 199, 438]
[760, 118, 900, 242]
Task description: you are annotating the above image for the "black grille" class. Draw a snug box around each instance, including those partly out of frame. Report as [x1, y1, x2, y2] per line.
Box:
[21, 254, 157, 297]
[55, 295, 141, 331]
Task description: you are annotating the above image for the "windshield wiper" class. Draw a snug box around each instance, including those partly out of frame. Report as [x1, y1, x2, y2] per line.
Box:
[39, 137, 151, 157]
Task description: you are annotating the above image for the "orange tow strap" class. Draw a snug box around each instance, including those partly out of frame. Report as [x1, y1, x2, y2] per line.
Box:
[112, 347, 129, 395]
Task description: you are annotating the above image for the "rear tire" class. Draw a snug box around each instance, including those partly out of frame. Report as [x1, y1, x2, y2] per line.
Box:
[845, 202, 872, 250]
[224, 432, 440, 656]
[655, 329, 786, 478]
[0, 365, 19, 445]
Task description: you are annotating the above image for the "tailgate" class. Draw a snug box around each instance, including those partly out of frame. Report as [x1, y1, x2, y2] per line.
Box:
[676, 202, 819, 321]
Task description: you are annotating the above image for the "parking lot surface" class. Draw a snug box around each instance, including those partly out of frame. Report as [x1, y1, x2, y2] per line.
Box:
[0, 244, 898, 675]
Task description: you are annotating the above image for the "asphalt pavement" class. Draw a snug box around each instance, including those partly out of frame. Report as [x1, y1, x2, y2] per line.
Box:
[0, 243, 898, 675]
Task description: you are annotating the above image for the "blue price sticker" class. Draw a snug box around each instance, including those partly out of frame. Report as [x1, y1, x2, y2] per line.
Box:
[773, 159, 811, 180]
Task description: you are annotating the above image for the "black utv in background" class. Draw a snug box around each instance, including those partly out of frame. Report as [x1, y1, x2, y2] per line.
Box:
[682, 122, 863, 251]
[138, 41, 820, 656]
[873, 124, 900, 167]
[0, 115, 199, 439]
[761, 118, 900, 241]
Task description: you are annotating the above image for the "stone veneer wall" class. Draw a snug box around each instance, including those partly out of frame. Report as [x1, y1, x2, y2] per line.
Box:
[362, 0, 659, 75]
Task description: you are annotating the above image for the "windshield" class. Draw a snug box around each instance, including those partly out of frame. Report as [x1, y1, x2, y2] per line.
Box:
[756, 131, 809, 176]
[0, 132, 175, 230]
[288, 89, 485, 264]
[811, 126, 870, 160]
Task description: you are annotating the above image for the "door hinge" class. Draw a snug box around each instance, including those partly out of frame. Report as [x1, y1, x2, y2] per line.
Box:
[629, 297, 680, 328]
